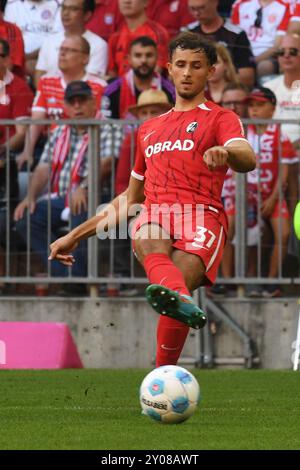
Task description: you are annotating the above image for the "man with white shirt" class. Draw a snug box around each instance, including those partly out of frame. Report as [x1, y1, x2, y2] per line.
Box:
[264, 33, 300, 215]
[35, 0, 108, 86]
[231, 0, 291, 77]
[4, 0, 63, 78]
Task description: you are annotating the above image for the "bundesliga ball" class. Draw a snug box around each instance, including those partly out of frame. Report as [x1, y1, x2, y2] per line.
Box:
[139, 365, 200, 424]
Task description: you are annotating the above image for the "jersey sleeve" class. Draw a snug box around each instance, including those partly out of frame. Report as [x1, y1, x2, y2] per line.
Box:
[281, 134, 299, 164]
[131, 128, 146, 181]
[277, 4, 291, 34]
[32, 78, 47, 113]
[216, 110, 248, 147]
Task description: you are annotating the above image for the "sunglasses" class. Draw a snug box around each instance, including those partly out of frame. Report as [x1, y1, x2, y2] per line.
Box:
[276, 47, 300, 57]
[254, 7, 263, 28]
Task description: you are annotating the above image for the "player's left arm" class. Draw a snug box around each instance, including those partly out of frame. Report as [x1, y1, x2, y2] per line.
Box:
[203, 140, 256, 173]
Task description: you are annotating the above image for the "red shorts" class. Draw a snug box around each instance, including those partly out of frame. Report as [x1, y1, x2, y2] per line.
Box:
[131, 204, 227, 286]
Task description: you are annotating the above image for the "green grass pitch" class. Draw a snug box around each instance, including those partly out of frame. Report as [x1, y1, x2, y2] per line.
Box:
[0, 369, 299, 450]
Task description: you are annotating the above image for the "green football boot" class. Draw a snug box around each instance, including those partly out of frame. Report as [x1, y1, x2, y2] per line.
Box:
[145, 284, 207, 329]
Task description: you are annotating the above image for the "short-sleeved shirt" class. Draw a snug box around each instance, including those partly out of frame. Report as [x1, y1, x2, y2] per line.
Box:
[0, 19, 25, 76]
[146, 0, 194, 38]
[108, 20, 169, 76]
[185, 19, 255, 70]
[231, 0, 290, 56]
[85, 0, 123, 42]
[32, 74, 105, 119]
[36, 30, 108, 77]
[131, 100, 247, 210]
[246, 124, 298, 198]
[4, 0, 63, 54]
[0, 71, 34, 145]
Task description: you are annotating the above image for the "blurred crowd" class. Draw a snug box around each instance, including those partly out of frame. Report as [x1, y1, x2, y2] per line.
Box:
[0, 0, 300, 297]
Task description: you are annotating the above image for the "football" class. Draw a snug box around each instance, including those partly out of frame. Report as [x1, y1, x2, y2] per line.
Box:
[139, 365, 200, 424]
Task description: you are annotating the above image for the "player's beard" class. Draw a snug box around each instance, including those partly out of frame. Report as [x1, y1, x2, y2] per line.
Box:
[177, 89, 200, 100]
[133, 66, 155, 80]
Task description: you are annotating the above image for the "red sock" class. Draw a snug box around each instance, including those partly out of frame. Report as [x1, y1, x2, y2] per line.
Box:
[143, 253, 190, 296]
[156, 315, 189, 366]
[143, 253, 190, 366]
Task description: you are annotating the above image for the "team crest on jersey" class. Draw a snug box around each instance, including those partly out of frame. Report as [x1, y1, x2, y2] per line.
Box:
[186, 122, 198, 133]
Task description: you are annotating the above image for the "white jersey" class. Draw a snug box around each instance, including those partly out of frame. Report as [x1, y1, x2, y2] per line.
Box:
[231, 0, 290, 56]
[36, 30, 108, 78]
[264, 75, 300, 143]
[4, 0, 63, 54]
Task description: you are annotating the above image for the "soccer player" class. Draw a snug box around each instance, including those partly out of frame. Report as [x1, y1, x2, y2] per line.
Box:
[48, 32, 256, 366]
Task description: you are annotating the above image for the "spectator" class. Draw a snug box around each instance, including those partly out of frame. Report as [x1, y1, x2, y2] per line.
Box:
[264, 33, 300, 215]
[14, 81, 109, 285]
[4, 0, 63, 79]
[0, 38, 34, 155]
[115, 89, 173, 194]
[207, 42, 240, 104]
[286, 1, 300, 35]
[17, 35, 105, 170]
[108, 0, 169, 77]
[219, 83, 250, 287]
[35, 0, 108, 86]
[0, 0, 25, 77]
[245, 87, 297, 296]
[185, 0, 255, 87]
[0, 40, 27, 292]
[231, 0, 290, 78]
[86, 0, 123, 42]
[146, 0, 194, 38]
[103, 36, 175, 119]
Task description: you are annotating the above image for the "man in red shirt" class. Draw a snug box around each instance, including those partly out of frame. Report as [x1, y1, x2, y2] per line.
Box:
[146, 0, 194, 38]
[86, 0, 123, 41]
[49, 32, 256, 366]
[0, 38, 33, 152]
[108, 0, 169, 77]
[0, 1, 25, 77]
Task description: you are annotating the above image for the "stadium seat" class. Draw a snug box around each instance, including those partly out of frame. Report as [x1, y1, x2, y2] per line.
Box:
[0, 322, 83, 369]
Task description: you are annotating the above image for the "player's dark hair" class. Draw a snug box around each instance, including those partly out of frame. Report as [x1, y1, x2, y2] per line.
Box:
[130, 36, 157, 50]
[169, 32, 217, 66]
[83, 0, 95, 14]
[0, 37, 9, 57]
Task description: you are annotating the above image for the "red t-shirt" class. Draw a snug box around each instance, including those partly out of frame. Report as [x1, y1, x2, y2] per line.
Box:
[116, 129, 138, 195]
[132, 101, 247, 210]
[32, 75, 104, 119]
[146, 0, 194, 38]
[247, 123, 297, 198]
[86, 0, 123, 42]
[0, 19, 25, 77]
[108, 20, 169, 76]
[0, 71, 34, 144]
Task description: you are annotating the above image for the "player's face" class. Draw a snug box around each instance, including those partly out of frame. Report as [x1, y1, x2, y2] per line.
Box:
[248, 100, 275, 120]
[129, 45, 157, 79]
[168, 48, 215, 100]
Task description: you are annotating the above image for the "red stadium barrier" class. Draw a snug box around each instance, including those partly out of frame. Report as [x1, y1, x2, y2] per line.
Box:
[0, 322, 83, 369]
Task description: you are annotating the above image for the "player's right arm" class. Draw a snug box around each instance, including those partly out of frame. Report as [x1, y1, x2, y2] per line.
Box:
[48, 176, 145, 266]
